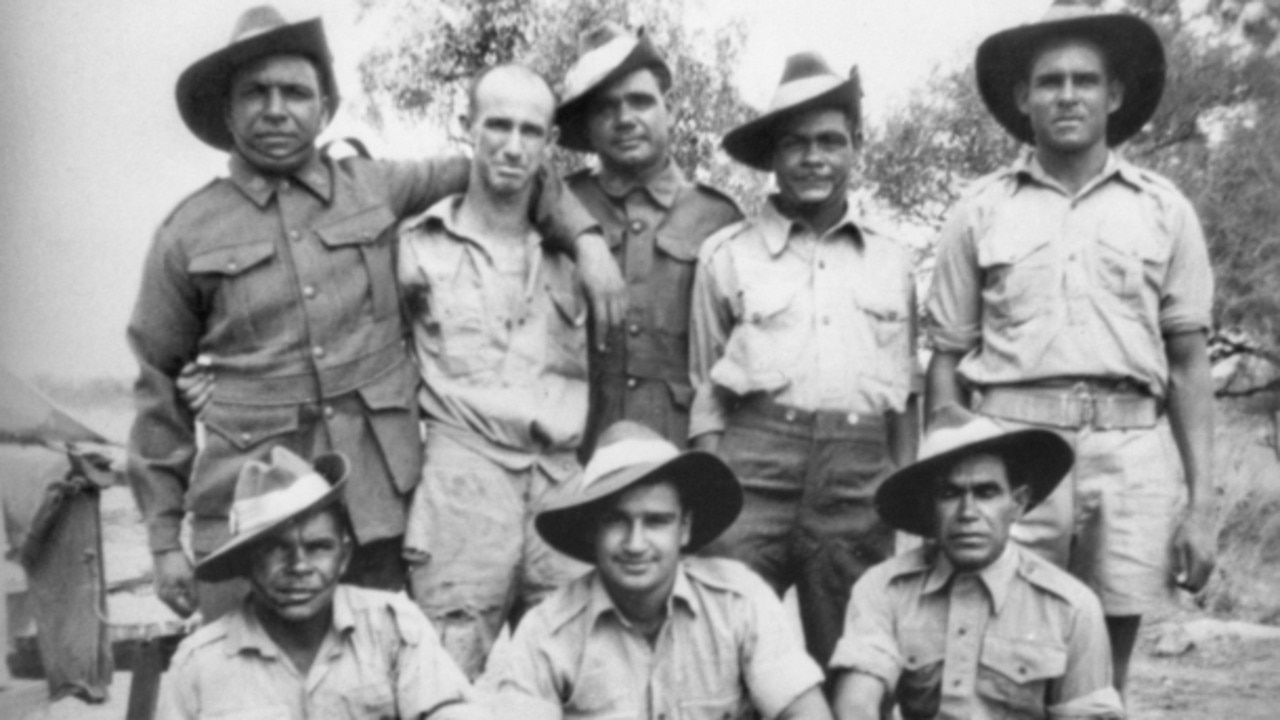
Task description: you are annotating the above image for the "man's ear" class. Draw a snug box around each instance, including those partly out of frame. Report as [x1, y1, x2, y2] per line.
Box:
[1011, 483, 1033, 518]
[679, 510, 693, 549]
[1015, 81, 1030, 116]
[1107, 79, 1124, 116]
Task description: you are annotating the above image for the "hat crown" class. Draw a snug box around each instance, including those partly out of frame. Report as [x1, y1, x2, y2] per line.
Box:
[234, 446, 317, 503]
[578, 21, 632, 54]
[583, 421, 680, 489]
[230, 5, 290, 44]
[918, 405, 1008, 463]
[778, 52, 839, 85]
[1042, 0, 1106, 23]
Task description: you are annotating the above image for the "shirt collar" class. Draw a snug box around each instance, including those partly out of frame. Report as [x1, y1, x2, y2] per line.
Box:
[407, 195, 542, 261]
[224, 588, 353, 658]
[759, 194, 865, 257]
[1011, 150, 1137, 197]
[586, 561, 699, 629]
[227, 151, 333, 207]
[594, 159, 684, 209]
[921, 543, 1020, 615]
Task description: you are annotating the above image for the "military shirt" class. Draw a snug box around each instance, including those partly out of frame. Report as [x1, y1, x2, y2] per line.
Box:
[926, 152, 1214, 398]
[568, 163, 741, 450]
[159, 585, 475, 719]
[689, 196, 917, 439]
[830, 545, 1123, 720]
[485, 557, 823, 720]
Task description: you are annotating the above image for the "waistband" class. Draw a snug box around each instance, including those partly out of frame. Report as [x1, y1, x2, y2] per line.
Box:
[974, 381, 1161, 431]
[211, 338, 408, 405]
[728, 394, 885, 439]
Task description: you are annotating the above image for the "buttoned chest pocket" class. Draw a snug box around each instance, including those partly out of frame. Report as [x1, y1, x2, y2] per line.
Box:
[895, 629, 946, 720]
[855, 272, 912, 387]
[978, 636, 1066, 717]
[725, 279, 804, 393]
[187, 242, 280, 346]
[653, 232, 702, 336]
[416, 251, 492, 379]
[564, 668, 635, 720]
[977, 227, 1056, 329]
[1094, 216, 1167, 321]
[315, 205, 399, 322]
[337, 684, 397, 720]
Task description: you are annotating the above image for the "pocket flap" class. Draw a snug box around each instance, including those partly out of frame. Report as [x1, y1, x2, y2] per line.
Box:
[187, 242, 275, 276]
[315, 205, 397, 248]
[741, 283, 800, 324]
[202, 402, 300, 451]
[899, 629, 946, 671]
[357, 363, 417, 411]
[655, 232, 700, 262]
[981, 636, 1067, 683]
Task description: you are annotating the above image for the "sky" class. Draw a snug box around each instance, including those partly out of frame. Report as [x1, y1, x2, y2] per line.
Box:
[0, 0, 1051, 382]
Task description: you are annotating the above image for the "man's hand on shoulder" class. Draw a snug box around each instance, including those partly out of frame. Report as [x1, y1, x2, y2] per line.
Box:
[176, 356, 215, 416]
[573, 232, 626, 348]
[154, 548, 198, 618]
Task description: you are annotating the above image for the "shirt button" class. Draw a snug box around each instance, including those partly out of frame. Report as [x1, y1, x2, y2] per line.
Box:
[818, 261, 826, 269]
[312, 345, 325, 359]
[323, 405, 335, 419]
[784, 410, 797, 422]
[627, 377, 639, 389]
[290, 230, 301, 242]
[1019, 666, 1028, 676]
[303, 285, 317, 299]
[227, 261, 238, 271]
[240, 432, 251, 443]
[279, 180, 290, 191]
[628, 323, 641, 336]
[954, 679, 962, 688]
[958, 627, 967, 636]
[629, 220, 645, 233]
[822, 316, 830, 325]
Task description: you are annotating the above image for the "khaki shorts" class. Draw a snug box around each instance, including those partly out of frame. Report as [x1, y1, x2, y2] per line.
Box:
[991, 417, 1184, 616]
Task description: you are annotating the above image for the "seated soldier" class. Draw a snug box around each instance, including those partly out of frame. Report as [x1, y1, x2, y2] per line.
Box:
[484, 421, 833, 720]
[830, 407, 1123, 720]
[159, 447, 481, 720]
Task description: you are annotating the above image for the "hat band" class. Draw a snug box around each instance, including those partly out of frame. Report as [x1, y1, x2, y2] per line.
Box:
[564, 35, 638, 98]
[228, 473, 331, 537]
[765, 75, 846, 114]
[583, 439, 679, 488]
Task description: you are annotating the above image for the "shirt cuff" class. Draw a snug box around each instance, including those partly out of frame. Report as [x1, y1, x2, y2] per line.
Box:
[146, 515, 184, 554]
[748, 648, 824, 719]
[828, 637, 901, 690]
[926, 324, 981, 354]
[1047, 686, 1125, 719]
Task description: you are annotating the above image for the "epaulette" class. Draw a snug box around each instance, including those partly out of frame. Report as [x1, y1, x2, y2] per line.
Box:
[959, 166, 1018, 202]
[158, 178, 221, 229]
[697, 218, 752, 262]
[1017, 550, 1097, 607]
[543, 574, 594, 635]
[168, 617, 230, 665]
[691, 182, 745, 218]
[681, 556, 764, 598]
[379, 591, 424, 645]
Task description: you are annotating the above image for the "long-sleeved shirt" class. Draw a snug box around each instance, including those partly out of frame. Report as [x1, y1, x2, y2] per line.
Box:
[689, 196, 917, 439]
[926, 152, 1213, 398]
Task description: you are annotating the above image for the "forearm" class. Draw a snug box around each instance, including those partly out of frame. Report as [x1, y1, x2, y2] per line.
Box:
[1164, 331, 1214, 509]
[775, 686, 834, 720]
[925, 350, 967, 419]
[885, 394, 920, 469]
[830, 672, 887, 720]
[531, 167, 600, 255]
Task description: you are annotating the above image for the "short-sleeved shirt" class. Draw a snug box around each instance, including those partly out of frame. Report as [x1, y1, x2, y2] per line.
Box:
[485, 556, 823, 720]
[159, 585, 475, 719]
[398, 195, 589, 458]
[690, 196, 917, 438]
[829, 545, 1123, 720]
[926, 152, 1214, 399]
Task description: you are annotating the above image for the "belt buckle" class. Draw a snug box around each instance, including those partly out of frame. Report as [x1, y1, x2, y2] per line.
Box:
[1072, 382, 1096, 429]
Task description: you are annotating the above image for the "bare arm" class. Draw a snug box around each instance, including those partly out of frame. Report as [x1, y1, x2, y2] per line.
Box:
[925, 350, 968, 421]
[1164, 329, 1216, 591]
[831, 672, 889, 720]
[775, 686, 835, 720]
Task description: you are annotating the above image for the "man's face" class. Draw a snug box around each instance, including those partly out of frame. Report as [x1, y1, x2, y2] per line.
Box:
[247, 508, 350, 624]
[468, 67, 557, 197]
[771, 108, 855, 206]
[932, 453, 1030, 572]
[1016, 39, 1123, 157]
[593, 480, 691, 608]
[225, 54, 330, 175]
[585, 68, 671, 178]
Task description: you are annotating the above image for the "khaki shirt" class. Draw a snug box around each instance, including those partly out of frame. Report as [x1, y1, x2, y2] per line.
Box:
[830, 545, 1122, 720]
[159, 586, 474, 719]
[486, 557, 823, 720]
[398, 196, 589, 456]
[568, 163, 741, 448]
[926, 152, 1214, 398]
[689, 197, 917, 438]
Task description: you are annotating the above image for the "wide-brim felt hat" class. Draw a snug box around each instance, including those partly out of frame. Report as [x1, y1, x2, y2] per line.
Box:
[976, 0, 1165, 146]
[722, 52, 862, 171]
[536, 421, 743, 564]
[196, 447, 349, 582]
[875, 406, 1074, 537]
[176, 5, 339, 151]
[556, 22, 672, 153]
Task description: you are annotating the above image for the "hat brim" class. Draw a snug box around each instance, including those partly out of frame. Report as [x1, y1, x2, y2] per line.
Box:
[535, 451, 743, 563]
[722, 81, 858, 171]
[555, 36, 671, 153]
[195, 452, 350, 583]
[176, 18, 339, 151]
[874, 428, 1073, 537]
[976, 14, 1165, 146]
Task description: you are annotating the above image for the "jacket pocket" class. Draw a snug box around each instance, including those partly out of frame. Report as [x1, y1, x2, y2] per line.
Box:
[188, 242, 279, 345]
[315, 205, 399, 320]
[358, 363, 423, 494]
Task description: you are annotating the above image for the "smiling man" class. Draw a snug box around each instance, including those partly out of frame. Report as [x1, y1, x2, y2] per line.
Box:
[925, 0, 1216, 694]
[396, 64, 592, 680]
[159, 448, 479, 720]
[688, 53, 918, 670]
[485, 421, 831, 720]
[830, 407, 1123, 720]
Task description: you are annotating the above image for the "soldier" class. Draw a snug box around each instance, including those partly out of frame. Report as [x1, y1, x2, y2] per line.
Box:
[925, 0, 1216, 692]
[830, 408, 1123, 720]
[689, 53, 919, 669]
[555, 23, 743, 455]
[129, 6, 621, 621]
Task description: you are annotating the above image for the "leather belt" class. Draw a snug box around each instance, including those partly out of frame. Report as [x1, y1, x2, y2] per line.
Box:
[974, 382, 1161, 430]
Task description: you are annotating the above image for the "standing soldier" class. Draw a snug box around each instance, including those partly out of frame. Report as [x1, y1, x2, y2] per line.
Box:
[689, 53, 919, 669]
[926, 0, 1216, 692]
[555, 23, 743, 454]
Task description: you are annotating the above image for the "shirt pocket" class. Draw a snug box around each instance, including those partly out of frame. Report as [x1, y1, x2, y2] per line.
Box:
[978, 635, 1067, 716]
[653, 231, 701, 336]
[678, 695, 751, 720]
[718, 280, 803, 394]
[977, 226, 1056, 329]
[315, 205, 399, 321]
[340, 683, 397, 720]
[896, 629, 945, 719]
[1093, 215, 1166, 322]
[187, 241, 278, 346]
[547, 270, 589, 380]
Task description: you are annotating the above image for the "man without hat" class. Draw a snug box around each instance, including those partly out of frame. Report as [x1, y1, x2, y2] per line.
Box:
[829, 408, 1123, 719]
[925, 0, 1216, 691]
[158, 447, 482, 720]
[555, 23, 744, 456]
[396, 64, 595, 679]
[484, 421, 832, 720]
[688, 53, 919, 668]
[128, 5, 622, 621]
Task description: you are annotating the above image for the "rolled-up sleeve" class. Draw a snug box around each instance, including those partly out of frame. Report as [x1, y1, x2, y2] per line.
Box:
[688, 235, 737, 439]
[482, 606, 566, 720]
[1046, 591, 1123, 719]
[1156, 192, 1214, 336]
[828, 565, 904, 689]
[739, 571, 824, 718]
[925, 203, 984, 355]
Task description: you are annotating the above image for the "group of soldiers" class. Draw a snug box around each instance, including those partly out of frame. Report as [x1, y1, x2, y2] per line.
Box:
[126, 1, 1216, 718]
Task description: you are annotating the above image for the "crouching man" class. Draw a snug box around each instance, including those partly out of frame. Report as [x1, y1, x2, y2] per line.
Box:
[485, 421, 833, 720]
[830, 408, 1123, 720]
[159, 448, 480, 719]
